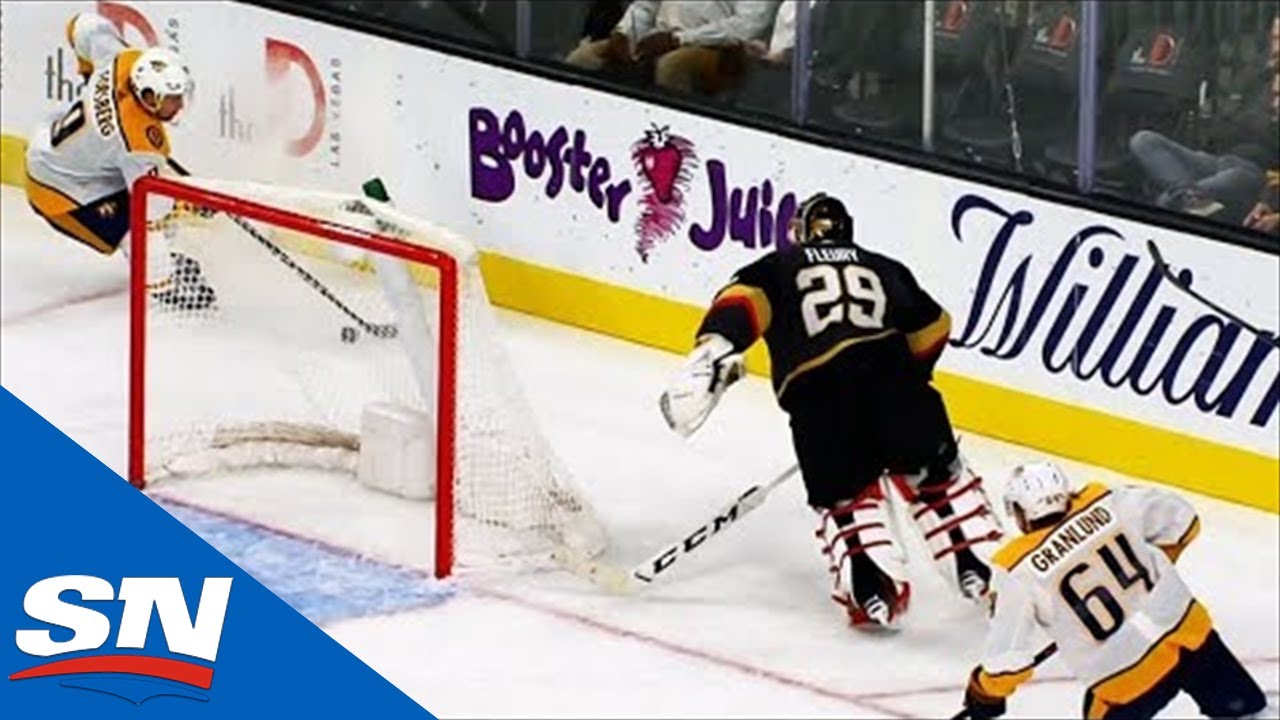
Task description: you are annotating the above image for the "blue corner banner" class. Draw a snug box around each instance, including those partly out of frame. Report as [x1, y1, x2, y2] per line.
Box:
[0, 387, 434, 718]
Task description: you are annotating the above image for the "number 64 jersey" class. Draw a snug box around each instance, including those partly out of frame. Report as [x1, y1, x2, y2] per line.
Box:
[975, 482, 1206, 707]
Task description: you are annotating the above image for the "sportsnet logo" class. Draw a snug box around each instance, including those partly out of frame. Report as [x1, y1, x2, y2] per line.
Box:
[9, 575, 232, 704]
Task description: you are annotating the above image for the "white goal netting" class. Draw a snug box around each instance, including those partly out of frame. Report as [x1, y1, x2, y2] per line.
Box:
[133, 177, 606, 574]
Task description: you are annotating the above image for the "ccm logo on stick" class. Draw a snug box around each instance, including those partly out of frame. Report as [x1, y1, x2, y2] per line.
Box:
[10, 576, 233, 703]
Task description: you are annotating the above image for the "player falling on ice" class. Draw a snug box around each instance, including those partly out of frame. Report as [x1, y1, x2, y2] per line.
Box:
[24, 11, 215, 311]
[660, 192, 1003, 628]
[961, 462, 1267, 720]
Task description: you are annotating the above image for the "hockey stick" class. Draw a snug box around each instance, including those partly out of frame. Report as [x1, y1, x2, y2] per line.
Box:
[163, 159, 398, 339]
[993, 4, 1024, 173]
[948, 643, 1059, 720]
[1146, 239, 1279, 347]
[226, 211, 398, 339]
[555, 463, 801, 593]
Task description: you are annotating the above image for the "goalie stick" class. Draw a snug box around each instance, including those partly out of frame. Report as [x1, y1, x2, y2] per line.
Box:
[1146, 239, 1279, 348]
[555, 464, 800, 593]
[164, 159, 398, 339]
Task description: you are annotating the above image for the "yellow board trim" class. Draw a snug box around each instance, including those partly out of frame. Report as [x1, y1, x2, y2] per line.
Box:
[1, 132, 1275, 512]
[1, 135, 28, 187]
[933, 371, 1278, 512]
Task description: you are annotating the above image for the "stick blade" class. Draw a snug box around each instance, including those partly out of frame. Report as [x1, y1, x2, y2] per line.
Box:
[552, 546, 637, 595]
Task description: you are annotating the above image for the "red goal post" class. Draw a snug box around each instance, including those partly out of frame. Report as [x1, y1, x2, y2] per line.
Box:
[128, 175, 461, 577]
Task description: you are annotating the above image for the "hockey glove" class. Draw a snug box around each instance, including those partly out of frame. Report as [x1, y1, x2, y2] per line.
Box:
[660, 334, 744, 438]
[962, 668, 1007, 720]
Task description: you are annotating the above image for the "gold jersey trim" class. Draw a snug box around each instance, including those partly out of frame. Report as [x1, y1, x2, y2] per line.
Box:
[993, 483, 1112, 571]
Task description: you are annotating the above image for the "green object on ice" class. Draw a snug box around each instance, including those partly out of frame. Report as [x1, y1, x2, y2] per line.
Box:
[362, 177, 390, 202]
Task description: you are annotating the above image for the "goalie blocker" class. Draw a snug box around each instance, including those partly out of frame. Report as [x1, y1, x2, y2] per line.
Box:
[662, 192, 1003, 628]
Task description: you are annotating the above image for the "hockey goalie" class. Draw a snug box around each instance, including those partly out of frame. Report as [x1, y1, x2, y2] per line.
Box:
[661, 191, 1004, 629]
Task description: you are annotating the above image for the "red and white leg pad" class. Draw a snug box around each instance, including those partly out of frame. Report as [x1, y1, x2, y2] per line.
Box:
[816, 481, 911, 628]
[889, 459, 1003, 599]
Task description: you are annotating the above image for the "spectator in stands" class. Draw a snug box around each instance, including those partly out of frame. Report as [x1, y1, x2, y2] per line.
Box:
[1127, 127, 1267, 219]
[1243, 177, 1280, 235]
[565, 0, 779, 95]
[726, 0, 802, 116]
[1129, 14, 1279, 226]
[580, 1, 632, 42]
[744, 0, 798, 66]
[1242, 15, 1280, 236]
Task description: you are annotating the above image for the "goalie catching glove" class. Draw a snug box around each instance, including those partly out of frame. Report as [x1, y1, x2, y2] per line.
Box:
[660, 334, 744, 438]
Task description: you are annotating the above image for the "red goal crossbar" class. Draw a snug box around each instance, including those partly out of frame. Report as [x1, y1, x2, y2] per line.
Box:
[128, 176, 460, 578]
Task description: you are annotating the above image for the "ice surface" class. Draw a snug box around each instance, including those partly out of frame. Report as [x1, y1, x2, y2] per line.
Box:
[3, 186, 1276, 718]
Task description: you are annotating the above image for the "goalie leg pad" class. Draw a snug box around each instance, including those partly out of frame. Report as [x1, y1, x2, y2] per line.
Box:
[890, 456, 1003, 601]
[816, 480, 910, 628]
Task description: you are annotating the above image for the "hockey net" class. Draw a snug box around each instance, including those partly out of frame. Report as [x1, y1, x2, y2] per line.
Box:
[128, 175, 606, 577]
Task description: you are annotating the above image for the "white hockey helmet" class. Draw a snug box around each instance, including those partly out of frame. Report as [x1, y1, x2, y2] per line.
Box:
[130, 47, 193, 119]
[1003, 462, 1073, 530]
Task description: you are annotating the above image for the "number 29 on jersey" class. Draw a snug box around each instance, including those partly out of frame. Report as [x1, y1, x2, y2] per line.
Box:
[796, 264, 886, 337]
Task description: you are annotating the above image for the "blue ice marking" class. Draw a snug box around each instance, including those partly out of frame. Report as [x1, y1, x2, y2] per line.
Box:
[160, 500, 454, 625]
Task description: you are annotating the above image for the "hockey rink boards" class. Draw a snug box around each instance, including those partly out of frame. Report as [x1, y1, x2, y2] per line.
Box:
[3, 186, 1276, 718]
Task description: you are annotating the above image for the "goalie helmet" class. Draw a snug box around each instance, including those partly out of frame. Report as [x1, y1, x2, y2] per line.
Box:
[130, 47, 194, 121]
[1003, 462, 1073, 531]
[791, 192, 853, 245]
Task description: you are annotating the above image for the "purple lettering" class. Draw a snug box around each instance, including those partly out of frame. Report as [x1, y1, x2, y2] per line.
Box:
[587, 157, 610, 209]
[758, 180, 775, 247]
[469, 107, 514, 202]
[690, 159, 728, 250]
[468, 108, 630, 225]
[544, 127, 568, 199]
[567, 130, 591, 193]
[604, 179, 631, 223]
[728, 186, 758, 248]
[522, 130, 547, 178]
[774, 193, 797, 251]
[501, 111, 526, 160]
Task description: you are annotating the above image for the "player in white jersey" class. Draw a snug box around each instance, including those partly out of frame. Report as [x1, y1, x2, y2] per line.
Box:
[960, 462, 1266, 720]
[24, 12, 214, 310]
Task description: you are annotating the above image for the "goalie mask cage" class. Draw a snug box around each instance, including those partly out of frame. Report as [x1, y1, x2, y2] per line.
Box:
[128, 175, 606, 578]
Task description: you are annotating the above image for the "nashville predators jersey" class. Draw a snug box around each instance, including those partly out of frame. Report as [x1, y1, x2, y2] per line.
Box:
[972, 483, 1206, 715]
[26, 14, 171, 207]
[696, 242, 952, 405]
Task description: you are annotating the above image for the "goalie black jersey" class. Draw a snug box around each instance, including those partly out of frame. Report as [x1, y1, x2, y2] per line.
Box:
[697, 243, 952, 408]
